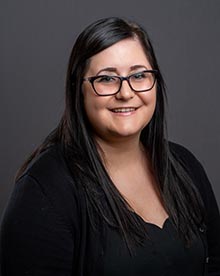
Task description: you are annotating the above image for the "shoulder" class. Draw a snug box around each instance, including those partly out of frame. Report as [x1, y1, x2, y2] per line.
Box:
[15, 144, 80, 227]
[0, 145, 80, 274]
[168, 141, 218, 210]
[23, 144, 73, 185]
[168, 140, 200, 164]
[168, 141, 206, 179]
[168, 140, 208, 183]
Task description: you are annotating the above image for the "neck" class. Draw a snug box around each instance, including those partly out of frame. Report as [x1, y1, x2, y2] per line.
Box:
[95, 135, 148, 170]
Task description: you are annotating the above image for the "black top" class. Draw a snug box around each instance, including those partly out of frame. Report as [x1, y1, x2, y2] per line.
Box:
[1, 142, 220, 276]
[102, 216, 205, 276]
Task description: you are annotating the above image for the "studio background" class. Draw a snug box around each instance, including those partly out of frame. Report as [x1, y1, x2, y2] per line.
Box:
[1, 0, 220, 220]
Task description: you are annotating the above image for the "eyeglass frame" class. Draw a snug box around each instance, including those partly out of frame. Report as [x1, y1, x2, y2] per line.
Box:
[82, 69, 158, 96]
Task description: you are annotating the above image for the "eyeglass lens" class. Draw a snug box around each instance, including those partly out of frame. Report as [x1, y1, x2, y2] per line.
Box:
[92, 71, 156, 95]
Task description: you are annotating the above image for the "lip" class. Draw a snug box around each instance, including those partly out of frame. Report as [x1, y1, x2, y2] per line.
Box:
[109, 106, 139, 111]
[109, 106, 140, 116]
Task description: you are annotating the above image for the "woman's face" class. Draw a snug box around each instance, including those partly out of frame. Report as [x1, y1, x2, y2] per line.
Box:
[82, 38, 157, 143]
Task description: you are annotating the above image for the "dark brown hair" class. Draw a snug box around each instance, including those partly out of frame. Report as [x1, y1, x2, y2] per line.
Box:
[16, 17, 205, 253]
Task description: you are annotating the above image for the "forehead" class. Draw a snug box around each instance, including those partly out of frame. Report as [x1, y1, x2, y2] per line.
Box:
[86, 38, 152, 74]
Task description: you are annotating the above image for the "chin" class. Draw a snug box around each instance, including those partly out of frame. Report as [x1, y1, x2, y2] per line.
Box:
[109, 128, 142, 139]
[112, 121, 150, 138]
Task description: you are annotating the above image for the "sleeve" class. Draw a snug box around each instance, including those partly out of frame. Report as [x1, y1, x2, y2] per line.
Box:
[170, 142, 220, 275]
[193, 159, 220, 275]
[0, 174, 75, 276]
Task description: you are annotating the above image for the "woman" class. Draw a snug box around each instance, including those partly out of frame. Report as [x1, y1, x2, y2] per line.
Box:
[1, 17, 220, 276]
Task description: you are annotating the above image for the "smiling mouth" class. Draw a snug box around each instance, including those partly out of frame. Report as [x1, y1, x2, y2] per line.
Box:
[110, 107, 137, 113]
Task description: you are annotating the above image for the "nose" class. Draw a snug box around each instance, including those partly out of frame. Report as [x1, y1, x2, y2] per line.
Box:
[115, 79, 135, 100]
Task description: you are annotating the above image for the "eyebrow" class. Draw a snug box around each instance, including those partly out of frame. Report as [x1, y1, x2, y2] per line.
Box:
[96, 65, 148, 75]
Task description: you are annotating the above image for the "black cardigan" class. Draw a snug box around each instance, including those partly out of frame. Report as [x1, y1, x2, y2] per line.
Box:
[1, 142, 220, 275]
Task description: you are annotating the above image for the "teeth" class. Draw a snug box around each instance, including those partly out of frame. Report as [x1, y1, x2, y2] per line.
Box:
[112, 107, 136, 113]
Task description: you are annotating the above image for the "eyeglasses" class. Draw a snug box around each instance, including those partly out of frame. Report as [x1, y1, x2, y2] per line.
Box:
[83, 70, 157, 96]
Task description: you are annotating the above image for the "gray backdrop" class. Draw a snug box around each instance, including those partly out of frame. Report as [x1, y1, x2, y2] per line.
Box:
[1, 0, 220, 219]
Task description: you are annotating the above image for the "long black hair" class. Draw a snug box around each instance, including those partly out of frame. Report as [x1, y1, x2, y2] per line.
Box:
[16, 17, 205, 252]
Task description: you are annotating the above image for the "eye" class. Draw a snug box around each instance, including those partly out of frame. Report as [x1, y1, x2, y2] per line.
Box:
[131, 71, 148, 80]
[96, 75, 117, 83]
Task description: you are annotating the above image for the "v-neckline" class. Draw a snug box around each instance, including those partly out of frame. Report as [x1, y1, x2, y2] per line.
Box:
[133, 212, 170, 230]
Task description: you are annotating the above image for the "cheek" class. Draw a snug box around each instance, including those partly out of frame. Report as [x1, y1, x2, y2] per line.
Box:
[140, 89, 157, 109]
[84, 94, 103, 116]
[83, 85, 98, 119]
[83, 92, 108, 128]
[152, 91, 157, 110]
[84, 96, 96, 123]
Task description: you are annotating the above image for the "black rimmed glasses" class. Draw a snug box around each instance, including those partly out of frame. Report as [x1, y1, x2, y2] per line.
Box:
[83, 70, 158, 96]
